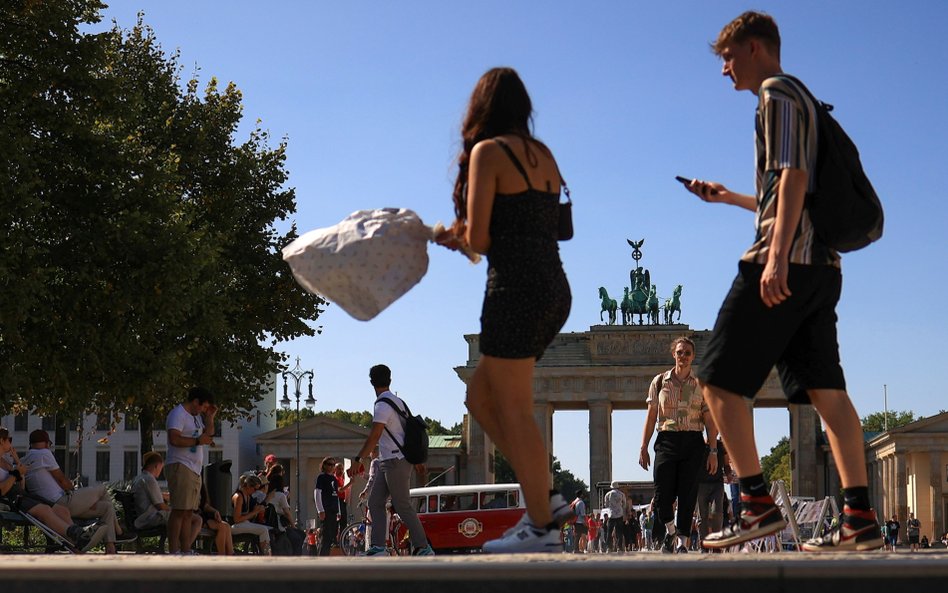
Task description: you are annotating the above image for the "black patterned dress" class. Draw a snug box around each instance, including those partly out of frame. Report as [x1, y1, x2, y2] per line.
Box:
[478, 140, 571, 360]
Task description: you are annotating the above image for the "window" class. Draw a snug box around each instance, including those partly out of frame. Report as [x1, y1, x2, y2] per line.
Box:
[412, 496, 427, 513]
[440, 493, 476, 512]
[125, 414, 138, 431]
[53, 449, 66, 472]
[123, 450, 139, 482]
[213, 418, 223, 436]
[14, 412, 28, 432]
[256, 411, 261, 427]
[506, 490, 520, 509]
[96, 413, 111, 431]
[208, 450, 223, 466]
[96, 451, 110, 483]
[42, 416, 56, 431]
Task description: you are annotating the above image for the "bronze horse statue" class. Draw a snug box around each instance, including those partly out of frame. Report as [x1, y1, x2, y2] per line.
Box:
[598, 287, 618, 325]
[664, 284, 683, 324]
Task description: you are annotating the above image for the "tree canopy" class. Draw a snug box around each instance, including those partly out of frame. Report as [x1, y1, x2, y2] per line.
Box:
[860, 410, 917, 432]
[276, 408, 463, 436]
[0, 1, 325, 451]
[760, 436, 791, 489]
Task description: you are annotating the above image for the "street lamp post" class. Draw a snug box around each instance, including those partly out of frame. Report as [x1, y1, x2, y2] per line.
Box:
[280, 357, 315, 522]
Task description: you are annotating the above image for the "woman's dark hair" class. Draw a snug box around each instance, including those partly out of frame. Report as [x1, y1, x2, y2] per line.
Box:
[268, 473, 286, 494]
[452, 67, 537, 223]
[0, 426, 9, 441]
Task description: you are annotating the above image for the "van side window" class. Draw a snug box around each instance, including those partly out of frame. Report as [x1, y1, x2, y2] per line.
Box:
[428, 495, 438, 512]
[481, 492, 508, 509]
[507, 490, 520, 508]
[413, 496, 427, 513]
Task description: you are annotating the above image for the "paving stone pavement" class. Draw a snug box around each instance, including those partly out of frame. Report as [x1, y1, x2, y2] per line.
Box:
[1, 549, 946, 593]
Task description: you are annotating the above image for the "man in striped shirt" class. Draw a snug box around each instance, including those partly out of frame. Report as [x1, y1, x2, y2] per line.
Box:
[681, 10, 883, 552]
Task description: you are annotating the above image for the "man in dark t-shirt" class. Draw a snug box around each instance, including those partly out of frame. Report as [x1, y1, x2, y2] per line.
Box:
[885, 515, 900, 551]
[313, 456, 339, 556]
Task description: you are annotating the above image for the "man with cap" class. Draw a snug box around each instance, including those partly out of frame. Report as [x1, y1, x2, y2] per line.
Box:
[22, 428, 134, 553]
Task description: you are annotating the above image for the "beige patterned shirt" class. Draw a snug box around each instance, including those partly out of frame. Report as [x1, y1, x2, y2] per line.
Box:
[646, 369, 708, 432]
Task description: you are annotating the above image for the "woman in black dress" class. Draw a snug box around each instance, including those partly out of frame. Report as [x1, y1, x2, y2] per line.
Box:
[437, 67, 571, 553]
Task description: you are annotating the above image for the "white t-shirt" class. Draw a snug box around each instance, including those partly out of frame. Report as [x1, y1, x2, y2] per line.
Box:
[21, 447, 66, 502]
[268, 491, 292, 531]
[165, 403, 206, 475]
[373, 391, 407, 461]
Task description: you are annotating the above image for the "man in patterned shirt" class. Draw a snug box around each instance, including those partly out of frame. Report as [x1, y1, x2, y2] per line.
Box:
[682, 11, 883, 552]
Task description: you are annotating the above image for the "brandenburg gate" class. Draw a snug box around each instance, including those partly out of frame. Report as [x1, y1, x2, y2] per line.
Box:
[455, 324, 823, 497]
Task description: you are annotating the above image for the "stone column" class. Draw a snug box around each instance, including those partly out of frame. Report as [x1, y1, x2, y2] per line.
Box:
[466, 417, 492, 484]
[533, 401, 554, 487]
[588, 400, 613, 492]
[789, 404, 819, 497]
[882, 456, 891, 518]
[895, 453, 907, 520]
[931, 453, 944, 540]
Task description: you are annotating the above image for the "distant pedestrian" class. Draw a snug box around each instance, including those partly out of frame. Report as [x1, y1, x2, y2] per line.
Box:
[885, 515, 900, 551]
[314, 456, 339, 556]
[639, 337, 718, 554]
[906, 512, 920, 552]
[603, 483, 627, 553]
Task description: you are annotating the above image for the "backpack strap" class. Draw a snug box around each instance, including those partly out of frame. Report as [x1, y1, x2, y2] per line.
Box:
[377, 397, 408, 455]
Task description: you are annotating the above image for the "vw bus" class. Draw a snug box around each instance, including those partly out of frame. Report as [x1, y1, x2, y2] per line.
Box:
[408, 483, 525, 552]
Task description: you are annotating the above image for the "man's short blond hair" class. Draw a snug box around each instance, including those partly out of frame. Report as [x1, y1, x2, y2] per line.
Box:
[712, 11, 781, 59]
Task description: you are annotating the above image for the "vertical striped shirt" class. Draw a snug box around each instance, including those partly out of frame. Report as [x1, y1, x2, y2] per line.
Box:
[741, 75, 840, 267]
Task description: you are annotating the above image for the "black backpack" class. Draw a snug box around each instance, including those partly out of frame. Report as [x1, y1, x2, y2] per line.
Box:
[378, 397, 429, 464]
[775, 75, 884, 253]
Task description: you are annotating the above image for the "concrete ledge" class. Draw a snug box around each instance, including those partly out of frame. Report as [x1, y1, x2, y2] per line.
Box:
[1, 552, 946, 593]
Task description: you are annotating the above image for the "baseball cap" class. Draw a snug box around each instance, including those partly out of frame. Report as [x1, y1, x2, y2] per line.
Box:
[29, 429, 52, 445]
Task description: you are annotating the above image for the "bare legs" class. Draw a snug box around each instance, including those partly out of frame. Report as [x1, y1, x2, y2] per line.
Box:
[702, 384, 868, 488]
[465, 354, 553, 527]
[168, 509, 192, 553]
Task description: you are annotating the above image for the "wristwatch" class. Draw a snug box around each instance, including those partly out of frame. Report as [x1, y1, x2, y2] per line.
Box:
[708, 448, 718, 454]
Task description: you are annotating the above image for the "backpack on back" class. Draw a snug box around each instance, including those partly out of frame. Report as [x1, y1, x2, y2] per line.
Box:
[776, 75, 884, 253]
[378, 397, 429, 464]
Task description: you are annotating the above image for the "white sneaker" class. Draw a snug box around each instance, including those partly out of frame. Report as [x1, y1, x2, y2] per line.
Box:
[482, 523, 562, 554]
[502, 492, 574, 538]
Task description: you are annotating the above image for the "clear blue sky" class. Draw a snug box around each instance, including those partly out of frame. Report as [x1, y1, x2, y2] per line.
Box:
[92, 1, 948, 485]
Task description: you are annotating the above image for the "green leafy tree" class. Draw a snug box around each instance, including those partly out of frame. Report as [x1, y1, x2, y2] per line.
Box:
[761, 436, 791, 488]
[860, 410, 916, 432]
[0, 2, 325, 453]
[493, 450, 588, 496]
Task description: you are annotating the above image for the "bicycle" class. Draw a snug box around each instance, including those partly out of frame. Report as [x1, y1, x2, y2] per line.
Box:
[340, 503, 410, 556]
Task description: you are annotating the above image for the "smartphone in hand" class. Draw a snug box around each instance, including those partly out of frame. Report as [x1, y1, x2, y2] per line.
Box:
[675, 175, 717, 195]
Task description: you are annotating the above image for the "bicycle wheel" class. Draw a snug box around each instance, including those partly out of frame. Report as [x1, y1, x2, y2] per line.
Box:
[340, 521, 366, 556]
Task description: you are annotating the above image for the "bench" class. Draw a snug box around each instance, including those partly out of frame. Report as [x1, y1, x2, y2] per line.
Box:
[113, 489, 167, 553]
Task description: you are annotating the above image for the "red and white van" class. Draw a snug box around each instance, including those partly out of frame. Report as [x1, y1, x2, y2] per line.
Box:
[407, 483, 525, 552]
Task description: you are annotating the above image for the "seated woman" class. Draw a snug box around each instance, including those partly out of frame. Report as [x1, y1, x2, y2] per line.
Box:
[0, 426, 107, 552]
[197, 481, 233, 555]
[265, 473, 304, 555]
[231, 473, 271, 555]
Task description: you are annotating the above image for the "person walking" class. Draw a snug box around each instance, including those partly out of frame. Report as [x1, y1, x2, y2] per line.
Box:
[603, 483, 627, 553]
[639, 337, 718, 554]
[683, 11, 884, 552]
[906, 512, 920, 552]
[695, 439, 726, 550]
[435, 67, 572, 553]
[164, 386, 217, 554]
[348, 365, 434, 556]
[314, 456, 339, 556]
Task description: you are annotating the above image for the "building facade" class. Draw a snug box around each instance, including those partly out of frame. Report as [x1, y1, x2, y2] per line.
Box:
[0, 380, 277, 494]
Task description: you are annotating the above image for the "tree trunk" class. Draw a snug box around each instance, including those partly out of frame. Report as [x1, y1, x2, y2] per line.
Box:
[139, 405, 155, 454]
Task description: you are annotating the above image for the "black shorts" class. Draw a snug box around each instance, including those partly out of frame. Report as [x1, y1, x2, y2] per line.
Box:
[697, 261, 846, 403]
[574, 523, 588, 536]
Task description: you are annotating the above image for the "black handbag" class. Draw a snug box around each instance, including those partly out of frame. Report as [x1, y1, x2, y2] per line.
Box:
[558, 183, 573, 241]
